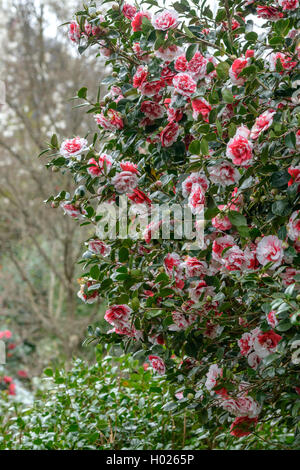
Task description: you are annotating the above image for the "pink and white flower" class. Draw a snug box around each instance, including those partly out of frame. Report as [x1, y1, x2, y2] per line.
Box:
[212, 235, 235, 263]
[209, 161, 241, 187]
[173, 73, 197, 96]
[253, 330, 282, 358]
[60, 137, 88, 158]
[175, 55, 188, 72]
[140, 80, 164, 97]
[60, 202, 87, 220]
[87, 153, 113, 176]
[152, 9, 179, 30]
[229, 58, 248, 86]
[250, 110, 276, 140]
[192, 98, 212, 122]
[256, 235, 283, 269]
[224, 245, 245, 271]
[148, 355, 166, 375]
[160, 121, 180, 147]
[68, 21, 81, 43]
[266, 310, 278, 328]
[131, 11, 151, 32]
[187, 52, 208, 80]
[112, 171, 138, 193]
[181, 257, 208, 278]
[122, 3, 137, 20]
[133, 65, 148, 88]
[141, 100, 165, 119]
[182, 172, 209, 198]
[94, 110, 124, 131]
[155, 44, 181, 61]
[238, 333, 254, 357]
[226, 129, 253, 166]
[188, 183, 205, 215]
[269, 52, 297, 72]
[287, 211, 300, 241]
[88, 239, 111, 257]
[277, 0, 299, 10]
[205, 364, 223, 391]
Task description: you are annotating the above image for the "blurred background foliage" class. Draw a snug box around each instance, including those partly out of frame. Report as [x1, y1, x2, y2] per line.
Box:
[0, 0, 107, 377]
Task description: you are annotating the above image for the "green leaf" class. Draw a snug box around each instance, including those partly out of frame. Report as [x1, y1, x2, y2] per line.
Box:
[186, 44, 197, 62]
[90, 265, 100, 280]
[285, 132, 296, 150]
[271, 170, 290, 189]
[216, 62, 230, 80]
[119, 247, 129, 262]
[200, 138, 209, 155]
[245, 32, 258, 42]
[51, 134, 58, 149]
[44, 368, 53, 377]
[228, 211, 247, 227]
[78, 87, 87, 99]
[222, 88, 234, 103]
[188, 140, 201, 155]
[276, 321, 292, 332]
[271, 200, 290, 217]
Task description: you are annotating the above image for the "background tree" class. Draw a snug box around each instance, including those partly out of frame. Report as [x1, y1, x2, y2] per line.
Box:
[0, 0, 106, 374]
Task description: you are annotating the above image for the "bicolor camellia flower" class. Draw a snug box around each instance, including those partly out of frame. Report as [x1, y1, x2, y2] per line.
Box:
[181, 257, 208, 278]
[256, 235, 283, 269]
[188, 184, 206, 215]
[141, 100, 164, 119]
[94, 110, 124, 131]
[253, 330, 282, 358]
[60, 202, 87, 220]
[288, 166, 300, 186]
[77, 279, 100, 304]
[174, 55, 188, 72]
[152, 9, 179, 30]
[226, 127, 253, 166]
[60, 137, 88, 158]
[250, 110, 276, 140]
[212, 235, 235, 263]
[112, 171, 138, 193]
[191, 98, 212, 122]
[155, 44, 181, 62]
[277, 0, 299, 10]
[133, 65, 148, 88]
[160, 121, 180, 147]
[87, 153, 113, 176]
[256, 5, 284, 20]
[230, 417, 258, 437]
[287, 211, 300, 241]
[122, 3, 137, 20]
[140, 80, 164, 97]
[127, 188, 152, 206]
[187, 51, 208, 80]
[205, 364, 223, 391]
[266, 310, 278, 328]
[88, 239, 111, 257]
[208, 161, 241, 187]
[68, 21, 81, 42]
[269, 52, 297, 72]
[131, 11, 151, 32]
[148, 355, 166, 375]
[182, 172, 209, 197]
[212, 204, 239, 232]
[229, 57, 248, 86]
[172, 73, 197, 96]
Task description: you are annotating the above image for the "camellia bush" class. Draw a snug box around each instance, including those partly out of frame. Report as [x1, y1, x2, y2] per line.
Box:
[42, 0, 300, 447]
[0, 347, 295, 450]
